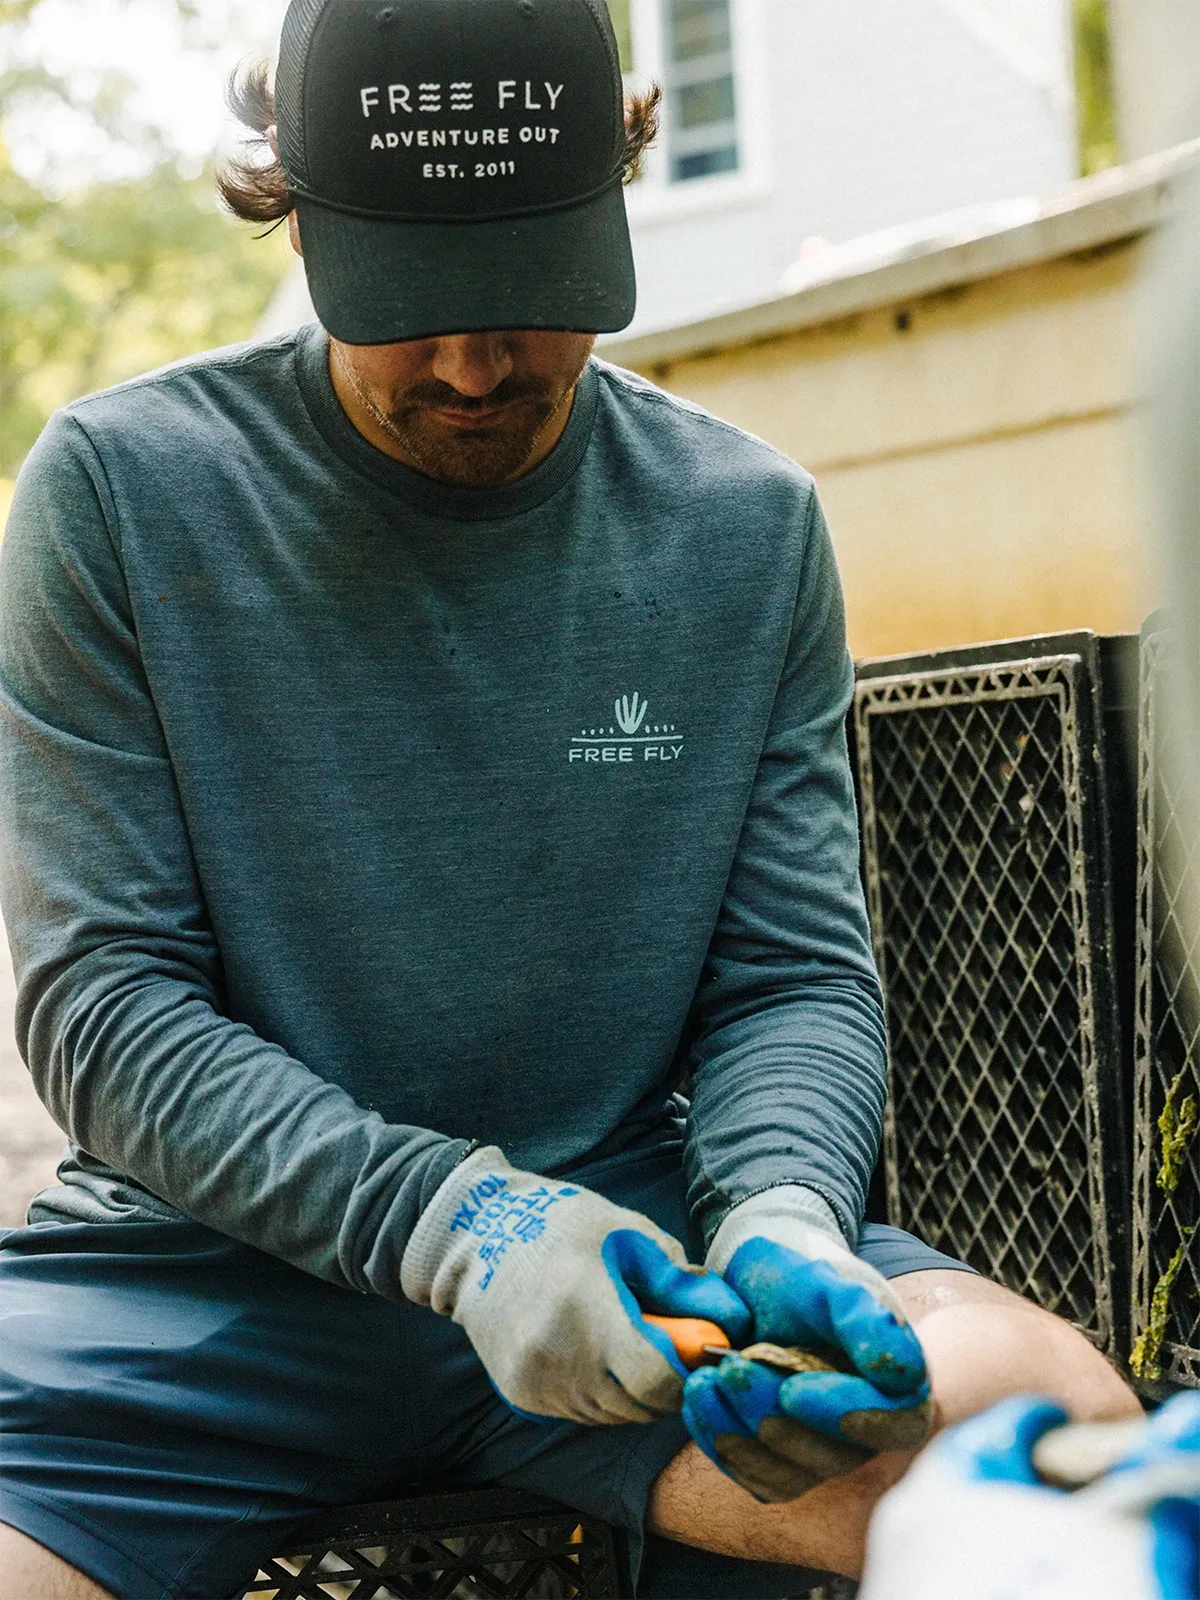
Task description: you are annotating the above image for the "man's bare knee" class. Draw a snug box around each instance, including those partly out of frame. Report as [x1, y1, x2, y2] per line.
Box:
[892, 1268, 1142, 1425]
[646, 1268, 1142, 1580]
[0, 1525, 114, 1600]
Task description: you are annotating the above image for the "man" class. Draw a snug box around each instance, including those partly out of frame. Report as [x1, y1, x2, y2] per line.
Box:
[0, 2, 1138, 1597]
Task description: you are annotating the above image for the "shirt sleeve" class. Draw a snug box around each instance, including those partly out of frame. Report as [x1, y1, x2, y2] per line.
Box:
[0, 412, 468, 1295]
[683, 481, 887, 1248]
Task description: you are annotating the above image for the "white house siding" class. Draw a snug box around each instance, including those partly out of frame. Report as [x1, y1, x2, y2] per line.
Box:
[622, 0, 1078, 333]
[1109, 0, 1200, 160]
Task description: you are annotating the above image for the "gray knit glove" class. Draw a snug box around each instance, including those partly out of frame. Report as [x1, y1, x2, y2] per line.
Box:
[400, 1147, 750, 1425]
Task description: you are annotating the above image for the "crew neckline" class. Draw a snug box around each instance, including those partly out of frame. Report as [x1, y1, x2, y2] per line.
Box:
[292, 324, 601, 522]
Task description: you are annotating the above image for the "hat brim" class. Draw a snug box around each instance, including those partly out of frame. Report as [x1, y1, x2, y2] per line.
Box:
[295, 179, 636, 345]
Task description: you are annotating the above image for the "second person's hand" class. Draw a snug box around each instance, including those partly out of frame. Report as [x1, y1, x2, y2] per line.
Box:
[859, 1393, 1200, 1600]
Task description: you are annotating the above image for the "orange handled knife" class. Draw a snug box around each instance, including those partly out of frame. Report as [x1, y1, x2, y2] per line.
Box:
[646, 1315, 1137, 1488]
[644, 1314, 847, 1379]
[643, 1314, 732, 1370]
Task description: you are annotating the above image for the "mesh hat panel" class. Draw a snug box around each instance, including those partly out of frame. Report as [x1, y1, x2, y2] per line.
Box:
[275, 0, 327, 192]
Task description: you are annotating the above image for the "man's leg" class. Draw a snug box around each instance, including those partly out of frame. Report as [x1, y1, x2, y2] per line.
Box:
[646, 1268, 1142, 1580]
[0, 1527, 113, 1600]
[0, 1217, 439, 1600]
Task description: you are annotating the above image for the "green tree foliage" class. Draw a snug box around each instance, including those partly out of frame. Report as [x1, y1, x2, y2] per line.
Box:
[0, 0, 290, 476]
[1074, 0, 1119, 175]
[605, 0, 633, 76]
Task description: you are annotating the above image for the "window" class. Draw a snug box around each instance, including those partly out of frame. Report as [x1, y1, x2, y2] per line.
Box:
[606, 0, 742, 187]
[663, 1, 739, 181]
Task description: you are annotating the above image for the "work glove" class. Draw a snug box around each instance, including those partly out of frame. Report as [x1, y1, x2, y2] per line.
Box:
[682, 1187, 933, 1501]
[859, 1392, 1200, 1600]
[400, 1147, 751, 1425]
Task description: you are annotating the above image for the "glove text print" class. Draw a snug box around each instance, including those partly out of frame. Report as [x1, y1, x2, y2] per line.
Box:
[401, 1148, 751, 1426]
[449, 1171, 581, 1292]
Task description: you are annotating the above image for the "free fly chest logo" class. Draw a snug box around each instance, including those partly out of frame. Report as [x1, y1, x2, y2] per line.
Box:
[568, 691, 685, 766]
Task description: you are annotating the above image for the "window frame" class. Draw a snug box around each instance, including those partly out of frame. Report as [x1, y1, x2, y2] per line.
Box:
[620, 0, 773, 223]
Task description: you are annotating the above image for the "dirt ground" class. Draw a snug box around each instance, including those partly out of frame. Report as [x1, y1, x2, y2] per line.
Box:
[0, 923, 66, 1228]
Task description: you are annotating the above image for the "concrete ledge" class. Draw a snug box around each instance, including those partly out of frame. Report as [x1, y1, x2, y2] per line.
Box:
[600, 140, 1200, 369]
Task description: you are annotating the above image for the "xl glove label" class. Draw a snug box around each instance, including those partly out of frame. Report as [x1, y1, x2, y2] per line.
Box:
[402, 1147, 750, 1426]
[449, 1172, 581, 1291]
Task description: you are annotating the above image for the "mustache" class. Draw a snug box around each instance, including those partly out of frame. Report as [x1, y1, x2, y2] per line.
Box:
[393, 377, 556, 415]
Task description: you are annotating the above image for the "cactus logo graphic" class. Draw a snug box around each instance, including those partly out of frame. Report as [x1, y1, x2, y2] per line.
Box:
[568, 691, 685, 766]
[615, 692, 647, 735]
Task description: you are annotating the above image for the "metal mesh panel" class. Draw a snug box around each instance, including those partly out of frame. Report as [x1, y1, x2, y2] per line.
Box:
[244, 1489, 630, 1600]
[855, 644, 1125, 1351]
[1131, 627, 1200, 1388]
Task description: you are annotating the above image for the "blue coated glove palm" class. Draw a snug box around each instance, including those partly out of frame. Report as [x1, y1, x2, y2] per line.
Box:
[401, 1148, 751, 1424]
[859, 1393, 1200, 1600]
[683, 1189, 933, 1501]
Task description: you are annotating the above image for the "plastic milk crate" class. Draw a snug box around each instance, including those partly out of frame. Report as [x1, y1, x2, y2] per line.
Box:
[243, 1486, 633, 1599]
[852, 632, 1136, 1358]
[1130, 620, 1200, 1390]
[243, 1487, 864, 1599]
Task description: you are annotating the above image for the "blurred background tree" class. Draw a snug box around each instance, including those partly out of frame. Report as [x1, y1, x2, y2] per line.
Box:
[0, 0, 289, 482]
[1074, 0, 1120, 174]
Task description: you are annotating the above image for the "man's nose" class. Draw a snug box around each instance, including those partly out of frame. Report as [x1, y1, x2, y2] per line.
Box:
[430, 334, 514, 398]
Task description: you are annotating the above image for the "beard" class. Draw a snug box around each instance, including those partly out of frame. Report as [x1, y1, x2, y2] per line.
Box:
[375, 365, 585, 488]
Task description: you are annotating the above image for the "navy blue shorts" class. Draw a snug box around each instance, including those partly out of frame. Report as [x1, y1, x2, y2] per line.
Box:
[0, 1141, 972, 1600]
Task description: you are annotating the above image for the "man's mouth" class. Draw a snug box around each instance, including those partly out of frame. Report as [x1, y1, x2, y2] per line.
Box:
[430, 403, 513, 428]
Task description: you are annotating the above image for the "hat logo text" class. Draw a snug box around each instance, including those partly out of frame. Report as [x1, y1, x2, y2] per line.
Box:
[360, 80, 564, 117]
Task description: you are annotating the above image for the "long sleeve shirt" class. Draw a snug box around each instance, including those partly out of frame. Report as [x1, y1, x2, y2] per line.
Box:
[0, 330, 887, 1297]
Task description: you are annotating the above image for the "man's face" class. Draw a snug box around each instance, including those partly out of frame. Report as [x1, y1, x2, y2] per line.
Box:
[330, 329, 596, 488]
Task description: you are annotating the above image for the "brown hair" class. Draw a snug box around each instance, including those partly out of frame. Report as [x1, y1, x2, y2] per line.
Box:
[217, 58, 662, 225]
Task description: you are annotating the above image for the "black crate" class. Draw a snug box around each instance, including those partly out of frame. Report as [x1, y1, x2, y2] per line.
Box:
[243, 1492, 858, 1599]
[854, 633, 1132, 1355]
[242, 1487, 632, 1600]
[1130, 622, 1200, 1389]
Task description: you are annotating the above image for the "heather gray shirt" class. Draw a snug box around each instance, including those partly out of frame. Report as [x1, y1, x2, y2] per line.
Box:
[0, 329, 886, 1297]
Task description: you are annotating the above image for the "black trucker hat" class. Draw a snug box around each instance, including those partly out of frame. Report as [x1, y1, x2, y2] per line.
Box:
[274, 0, 636, 343]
